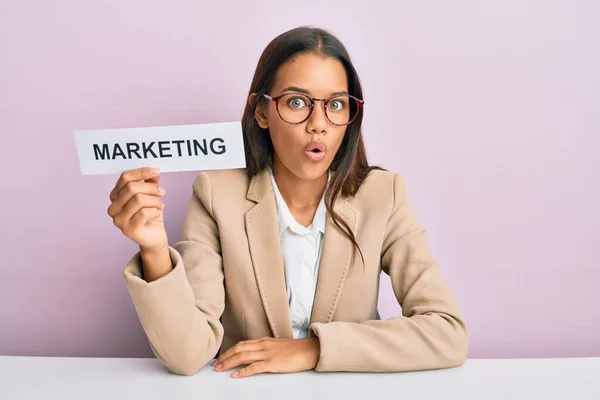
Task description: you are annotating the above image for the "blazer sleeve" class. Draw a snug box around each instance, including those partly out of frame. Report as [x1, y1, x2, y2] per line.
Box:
[122, 172, 225, 376]
[309, 173, 469, 372]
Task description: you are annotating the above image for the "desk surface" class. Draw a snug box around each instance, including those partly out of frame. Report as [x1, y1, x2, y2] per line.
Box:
[1, 356, 598, 400]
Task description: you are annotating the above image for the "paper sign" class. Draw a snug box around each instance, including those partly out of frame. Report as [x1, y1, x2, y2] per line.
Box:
[74, 121, 246, 175]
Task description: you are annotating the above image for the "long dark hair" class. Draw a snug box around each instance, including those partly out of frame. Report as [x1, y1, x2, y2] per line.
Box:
[241, 26, 384, 266]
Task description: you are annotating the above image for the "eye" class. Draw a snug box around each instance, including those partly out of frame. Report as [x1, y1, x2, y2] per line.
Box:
[328, 99, 345, 111]
[287, 97, 308, 109]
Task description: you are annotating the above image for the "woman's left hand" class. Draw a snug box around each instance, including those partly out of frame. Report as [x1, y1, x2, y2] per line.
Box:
[212, 337, 321, 378]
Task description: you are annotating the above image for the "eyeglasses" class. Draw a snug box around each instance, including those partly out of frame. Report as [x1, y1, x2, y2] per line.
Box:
[262, 92, 364, 126]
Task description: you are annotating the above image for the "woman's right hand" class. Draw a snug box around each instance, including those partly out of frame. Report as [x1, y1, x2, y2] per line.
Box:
[107, 167, 168, 252]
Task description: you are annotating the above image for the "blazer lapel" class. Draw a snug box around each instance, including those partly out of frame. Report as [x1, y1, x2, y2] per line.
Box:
[309, 197, 358, 330]
[244, 169, 293, 339]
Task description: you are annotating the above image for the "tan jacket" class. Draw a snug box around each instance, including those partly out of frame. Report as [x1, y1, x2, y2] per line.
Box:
[123, 168, 469, 375]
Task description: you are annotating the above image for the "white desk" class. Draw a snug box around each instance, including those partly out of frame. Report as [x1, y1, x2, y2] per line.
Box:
[1, 356, 598, 399]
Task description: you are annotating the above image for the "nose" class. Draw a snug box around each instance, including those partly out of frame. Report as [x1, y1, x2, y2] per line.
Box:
[306, 100, 328, 135]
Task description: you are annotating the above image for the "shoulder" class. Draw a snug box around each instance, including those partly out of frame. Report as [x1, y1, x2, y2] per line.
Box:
[190, 168, 250, 212]
[350, 169, 409, 213]
[356, 169, 407, 199]
[360, 169, 396, 188]
[196, 168, 249, 189]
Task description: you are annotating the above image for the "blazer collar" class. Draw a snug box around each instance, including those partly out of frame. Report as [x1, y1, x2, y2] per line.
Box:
[246, 168, 273, 203]
[244, 168, 358, 339]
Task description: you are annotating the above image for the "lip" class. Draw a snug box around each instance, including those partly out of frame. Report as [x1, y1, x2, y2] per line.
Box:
[304, 142, 327, 162]
[305, 142, 327, 153]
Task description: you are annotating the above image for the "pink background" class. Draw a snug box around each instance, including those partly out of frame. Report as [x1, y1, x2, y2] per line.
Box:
[1, 1, 598, 359]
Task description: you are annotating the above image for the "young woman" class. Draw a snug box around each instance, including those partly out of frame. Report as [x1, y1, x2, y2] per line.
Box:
[107, 26, 468, 378]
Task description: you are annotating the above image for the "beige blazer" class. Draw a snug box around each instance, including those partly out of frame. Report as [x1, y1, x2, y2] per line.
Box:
[123, 168, 469, 375]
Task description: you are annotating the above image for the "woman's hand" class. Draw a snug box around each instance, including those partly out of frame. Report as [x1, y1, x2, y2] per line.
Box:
[107, 167, 168, 252]
[213, 337, 321, 378]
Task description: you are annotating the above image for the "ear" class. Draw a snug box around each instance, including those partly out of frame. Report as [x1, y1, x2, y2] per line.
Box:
[249, 93, 269, 129]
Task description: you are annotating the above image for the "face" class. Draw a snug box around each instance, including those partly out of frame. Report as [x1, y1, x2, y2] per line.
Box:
[254, 52, 349, 181]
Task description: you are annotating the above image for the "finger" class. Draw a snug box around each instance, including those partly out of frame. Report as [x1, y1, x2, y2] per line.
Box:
[121, 207, 163, 239]
[110, 168, 161, 203]
[215, 341, 252, 364]
[144, 175, 160, 184]
[113, 193, 164, 229]
[110, 167, 160, 201]
[129, 207, 162, 229]
[233, 361, 268, 378]
[215, 341, 264, 366]
[218, 351, 266, 372]
[108, 181, 165, 217]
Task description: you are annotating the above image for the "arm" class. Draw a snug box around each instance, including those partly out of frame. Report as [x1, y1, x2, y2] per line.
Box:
[123, 172, 225, 375]
[309, 173, 469, 372]
[139, 244, 173, 283]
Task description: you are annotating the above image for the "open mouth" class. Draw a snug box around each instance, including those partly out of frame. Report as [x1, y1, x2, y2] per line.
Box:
[305, 142, 326, 152]
[305, 142, 327, 161]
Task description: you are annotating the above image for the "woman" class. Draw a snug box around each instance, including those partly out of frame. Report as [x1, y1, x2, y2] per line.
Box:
[107, 26, 468, 378]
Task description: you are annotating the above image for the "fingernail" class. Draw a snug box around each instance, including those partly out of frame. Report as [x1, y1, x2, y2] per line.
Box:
[152, 168, 160, 175]
[159, 187, 165, 195]
[214, 363, 221, 370]
[232, 371, 239, 377]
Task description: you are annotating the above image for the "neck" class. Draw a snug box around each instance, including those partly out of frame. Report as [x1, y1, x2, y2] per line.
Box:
[271, 159, 327, 210]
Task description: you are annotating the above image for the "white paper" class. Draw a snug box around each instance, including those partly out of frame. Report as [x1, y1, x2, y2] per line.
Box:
[74, 121, 246, 175]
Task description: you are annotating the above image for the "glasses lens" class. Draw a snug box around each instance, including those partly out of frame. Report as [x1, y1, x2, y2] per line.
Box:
[277, 94, 312, 123]
[326, 95, 360, 125]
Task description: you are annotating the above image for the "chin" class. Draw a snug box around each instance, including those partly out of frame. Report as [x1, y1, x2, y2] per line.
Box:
[293, 162, 330, 181]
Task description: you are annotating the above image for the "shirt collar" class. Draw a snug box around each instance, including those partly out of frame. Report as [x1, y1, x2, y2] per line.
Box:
[269, 167, 329, 237]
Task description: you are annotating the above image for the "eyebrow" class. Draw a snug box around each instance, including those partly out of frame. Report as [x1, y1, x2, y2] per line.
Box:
[280, 86, 349, 97]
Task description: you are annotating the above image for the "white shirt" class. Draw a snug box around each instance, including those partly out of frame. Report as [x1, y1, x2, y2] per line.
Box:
[268, 168, 328, 339]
